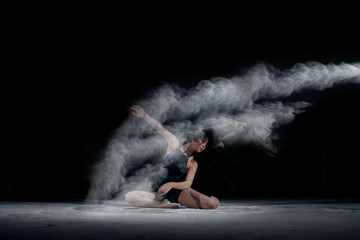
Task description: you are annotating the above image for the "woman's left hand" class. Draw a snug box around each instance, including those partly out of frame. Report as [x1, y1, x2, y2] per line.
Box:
[157, 183, 173, 196]
[130, 105, 146, 118]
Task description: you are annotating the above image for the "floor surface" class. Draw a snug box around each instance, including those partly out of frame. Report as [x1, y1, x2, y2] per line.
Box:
[1, 198, 360, 240]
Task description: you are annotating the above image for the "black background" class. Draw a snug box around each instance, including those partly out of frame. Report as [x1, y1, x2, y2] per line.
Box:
[2, 0, 359, 201]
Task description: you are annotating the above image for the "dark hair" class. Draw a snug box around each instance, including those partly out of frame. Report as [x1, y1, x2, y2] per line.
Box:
[182, 128, 220, 149]
[203, 128, 220, 148]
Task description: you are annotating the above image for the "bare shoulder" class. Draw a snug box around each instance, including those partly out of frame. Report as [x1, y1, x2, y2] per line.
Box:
[187, 156, 198, 169]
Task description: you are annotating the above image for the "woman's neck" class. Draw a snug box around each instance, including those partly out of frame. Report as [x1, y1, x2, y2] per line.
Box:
[181, 142, 194, 156]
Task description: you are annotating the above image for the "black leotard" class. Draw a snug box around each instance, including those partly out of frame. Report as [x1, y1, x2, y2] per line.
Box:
[157, 148, 189, 203]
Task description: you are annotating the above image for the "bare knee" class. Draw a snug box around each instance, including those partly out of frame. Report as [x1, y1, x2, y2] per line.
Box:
[124, 191, 136, 204]
[125, 191, 144, 206]
[203, 196, 219, 209]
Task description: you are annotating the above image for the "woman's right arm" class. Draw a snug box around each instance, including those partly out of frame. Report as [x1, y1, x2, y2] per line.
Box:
[130, 105, 179, 151]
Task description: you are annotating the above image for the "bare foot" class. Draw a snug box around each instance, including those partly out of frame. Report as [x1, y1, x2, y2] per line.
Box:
[159, 202, 181, 209]
[144, 200, 181, 209]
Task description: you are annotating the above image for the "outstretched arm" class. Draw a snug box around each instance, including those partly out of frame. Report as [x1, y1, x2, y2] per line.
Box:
[130, 105, 179, 152]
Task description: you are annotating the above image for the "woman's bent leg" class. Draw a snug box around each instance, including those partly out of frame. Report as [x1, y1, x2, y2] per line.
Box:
[125, 191, 181, 209]
[178, 188, 219, 209]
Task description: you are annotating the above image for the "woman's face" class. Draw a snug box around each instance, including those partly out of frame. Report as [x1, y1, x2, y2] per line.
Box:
[192, 137, 208, 153]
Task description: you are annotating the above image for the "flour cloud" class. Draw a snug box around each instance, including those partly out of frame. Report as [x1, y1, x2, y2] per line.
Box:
[87, 61, 360, 201]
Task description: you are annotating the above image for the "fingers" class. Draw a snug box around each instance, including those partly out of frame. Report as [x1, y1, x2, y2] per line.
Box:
[154, 193, 165, 201]
[157, 188, 165, 195]
[130, 105, 141, 110]
[130, 105, 142, 117]
[157, 186, 170, 196]
[130, 106, 138, 111]
[130, 105, 144, 115]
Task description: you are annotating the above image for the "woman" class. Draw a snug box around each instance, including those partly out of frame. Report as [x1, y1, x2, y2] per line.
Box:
[125, 105, 220, 209]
